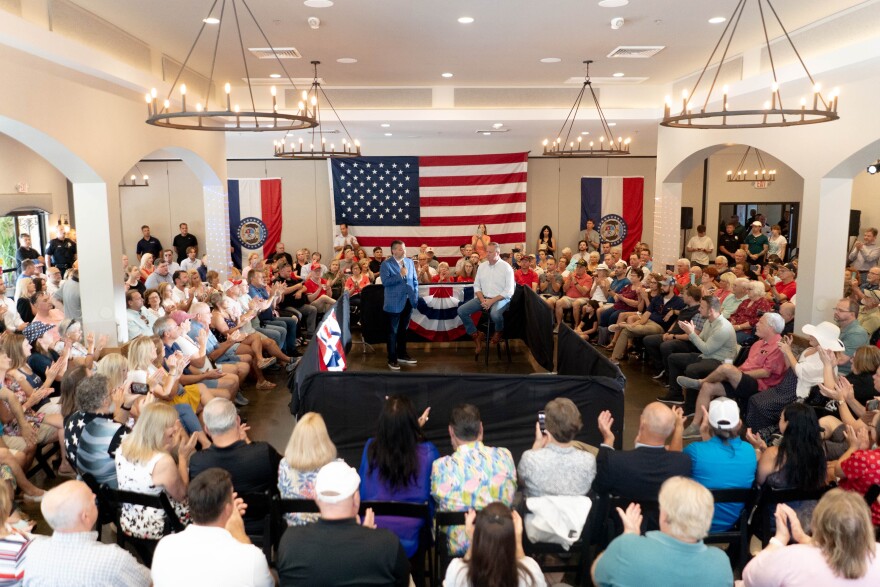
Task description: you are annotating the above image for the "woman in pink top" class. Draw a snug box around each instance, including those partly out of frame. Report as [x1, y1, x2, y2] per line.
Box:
[742, 489, 880, 586]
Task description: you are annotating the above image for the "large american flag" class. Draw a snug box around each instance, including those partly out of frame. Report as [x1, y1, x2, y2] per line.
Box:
[330, 152, 528, 261]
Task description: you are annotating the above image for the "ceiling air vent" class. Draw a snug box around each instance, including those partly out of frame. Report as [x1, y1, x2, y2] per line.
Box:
[607, 46, 665, 59]
[248, 47, 302, 59]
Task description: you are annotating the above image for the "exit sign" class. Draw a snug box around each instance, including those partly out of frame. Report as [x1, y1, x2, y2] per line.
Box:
[753, 180, 770, 189]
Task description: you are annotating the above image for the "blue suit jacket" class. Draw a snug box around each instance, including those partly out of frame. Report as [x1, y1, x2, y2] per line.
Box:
[380, 256, 419, 313]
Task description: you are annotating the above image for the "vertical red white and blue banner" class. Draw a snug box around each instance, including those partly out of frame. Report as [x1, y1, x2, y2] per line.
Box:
[408, 283, 476, 342]
[316, 308, 346, 371]
[580, 176, 644, 257]
[227, 178, 282, 268]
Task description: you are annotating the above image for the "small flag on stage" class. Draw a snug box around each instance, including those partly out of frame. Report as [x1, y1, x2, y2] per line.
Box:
[228, 178, 282, 268]
[580, 176, 644, 256]
[316, 309, 346, 372]
[330, 152, 528, 262]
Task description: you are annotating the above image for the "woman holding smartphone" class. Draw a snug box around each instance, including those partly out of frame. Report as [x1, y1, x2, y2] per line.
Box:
[472, 224, 491, 260]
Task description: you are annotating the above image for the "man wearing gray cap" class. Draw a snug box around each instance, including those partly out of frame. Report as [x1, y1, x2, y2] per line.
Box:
[276, 461, 410, 586]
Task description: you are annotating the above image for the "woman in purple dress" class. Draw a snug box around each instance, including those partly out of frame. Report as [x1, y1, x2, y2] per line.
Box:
[358, 395, 438, 558]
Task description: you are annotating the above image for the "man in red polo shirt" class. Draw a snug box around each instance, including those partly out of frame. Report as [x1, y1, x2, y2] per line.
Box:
[555, 260, 593, 328]
[303, 263, 336, 313]
[769, 262, 797, 305]
[514, 254, 539, 292]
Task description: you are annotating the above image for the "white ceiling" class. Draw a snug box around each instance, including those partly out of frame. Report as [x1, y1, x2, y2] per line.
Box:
[71, 0, 867, 88]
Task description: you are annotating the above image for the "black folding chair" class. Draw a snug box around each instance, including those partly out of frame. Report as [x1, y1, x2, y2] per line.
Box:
[433, 510, 467, 584]
[360, 501, 433, 587]
[99, 484, 185, 566]
[601, 495, 660, 547]
[273, 498, 320, 558]
[520, 498, 597, 587]
[239, 491, 277, 563]
[705, 488, 758, 573]
[749, 485, 833, 546]
[26, 441, 60, 480]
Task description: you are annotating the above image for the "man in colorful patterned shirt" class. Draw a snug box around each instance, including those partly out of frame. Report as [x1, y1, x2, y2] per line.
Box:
[431, 404, 517, 556]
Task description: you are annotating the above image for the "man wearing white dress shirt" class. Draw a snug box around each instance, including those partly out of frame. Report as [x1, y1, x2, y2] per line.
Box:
[456, 242, 516, 353]
[151, 468, 273, 587]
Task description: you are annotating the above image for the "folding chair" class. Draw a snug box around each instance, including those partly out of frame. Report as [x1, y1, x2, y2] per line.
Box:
[749, 485, 833, 546]
[521, 498, 597, 587]
[360, 501, 433, 587]
[705, 488, 758, 574]
[100, 484, 185, 566]
[433, 510, 467, 584]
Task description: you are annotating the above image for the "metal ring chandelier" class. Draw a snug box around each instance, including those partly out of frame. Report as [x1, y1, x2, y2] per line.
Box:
[661, 0, 839, 130]
[145, 0, 318, 132]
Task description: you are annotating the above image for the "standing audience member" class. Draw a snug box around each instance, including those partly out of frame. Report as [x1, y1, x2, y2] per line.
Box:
[24, 480, 150, 586]
[135, 225, 163, 262]
[151, 468, 273, 587]
[358, 395, 438, 558]
[591, 477, 733, 587]
[742, 490, 880, 586]
[276, 461, 411, 586]
[45, 224, 77, 275]
[848, 227, 880, 283]
[686, 225, 714, 268]
[432, 403, 517, 556]
[15, 233, 41, 271]
[171, 223, 198, 264]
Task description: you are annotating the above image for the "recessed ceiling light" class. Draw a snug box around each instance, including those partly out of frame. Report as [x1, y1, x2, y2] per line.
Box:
[441, 72, 454, 78]
[384, 133, 393, 137]
[708, 16, 726, 24]
[581, 131, 590, 135]
[203, 17, 220, 24]
[304, 0, 333, 7]
[540, 57, 561, 63]
[612, 72, 625, 77]
[598, 0, 629, 7]
[380, 123, 391, 128]
[607, 122, 617, 127]
[492, 123, 504, 129]
[269, 73, 281, 79]
[457, 16, 474, 24]
[336, 57, 357, 64]
[482, 132, 492, 136]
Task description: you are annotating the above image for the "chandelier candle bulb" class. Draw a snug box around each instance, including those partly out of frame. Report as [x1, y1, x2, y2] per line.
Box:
[271, 86, 277, 111]
[130, 175, 136, 184]
[145, 93, 152, 116]
[722, 86, 729, 110]
[143, 175, 149, 186]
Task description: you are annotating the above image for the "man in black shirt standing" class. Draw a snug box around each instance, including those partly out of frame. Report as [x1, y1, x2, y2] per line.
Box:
[717, 222, 741, 267]
[276, 461, 410, 586]
[45, 225, 77, 275]
[188, 398, 282, 536]
[15, 233, 41, 271]
[135, 225, 163, 261]
[171, 223, 198, 263]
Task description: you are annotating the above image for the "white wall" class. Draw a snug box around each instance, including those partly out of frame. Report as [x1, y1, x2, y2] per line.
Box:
[118, 160, 207, 257]
[0, 133, 68, 221]
[852, 170, 880, 233]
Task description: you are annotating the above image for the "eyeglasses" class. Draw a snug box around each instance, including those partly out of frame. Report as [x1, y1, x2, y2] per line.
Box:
[834, 307, 853, 313]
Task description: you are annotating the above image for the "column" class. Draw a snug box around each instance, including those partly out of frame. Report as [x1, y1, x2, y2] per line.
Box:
[73, 182, 127, 343]
[203, 184, 231, 281]
[652, 182, 683, 272]
[794, 177, 852, 329]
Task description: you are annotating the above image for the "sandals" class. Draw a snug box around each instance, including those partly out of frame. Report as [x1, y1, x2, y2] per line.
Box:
[258, 357, 277, 369]
[256, 380, 276, 390]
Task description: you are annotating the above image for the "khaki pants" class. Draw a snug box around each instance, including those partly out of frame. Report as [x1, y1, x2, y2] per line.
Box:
[611, 321, 663, 361]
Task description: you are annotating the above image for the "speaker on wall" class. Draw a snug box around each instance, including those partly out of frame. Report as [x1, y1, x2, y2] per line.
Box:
[850, 210, 861, 237]
[681, 207, 694, 230]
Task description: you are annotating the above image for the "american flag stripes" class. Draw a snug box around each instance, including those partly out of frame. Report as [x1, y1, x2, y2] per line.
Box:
[331, 152, 528, 261]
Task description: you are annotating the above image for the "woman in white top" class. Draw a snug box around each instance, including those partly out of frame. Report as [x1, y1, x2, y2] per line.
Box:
[443, 502, 546, 587]
[742, 489, 880, 587]
[115, 402, 196, 540]
[142, 289, 166, 328]
[54, 319, 106, 369]
[767, 224, 788, 261]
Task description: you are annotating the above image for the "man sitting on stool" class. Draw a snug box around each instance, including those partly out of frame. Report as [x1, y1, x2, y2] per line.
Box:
[456, 242, 515, 355]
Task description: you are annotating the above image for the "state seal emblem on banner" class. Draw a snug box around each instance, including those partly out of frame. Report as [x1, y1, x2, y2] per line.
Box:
[599, 214, 627, 247]
[237, 217, 268, 249]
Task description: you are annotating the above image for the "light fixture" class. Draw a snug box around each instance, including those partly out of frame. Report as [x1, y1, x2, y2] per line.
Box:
[441, 72, 454, 78]
[868, 160, 880, 175]
[492, 123, 504, 129]
[120, 165, 150, 187]
[273, 61, 361, 159]
[146, 0, 318, 132]
[380, 123, 391, 128]
[304, 0, 333, 7]
[598, 0, 629, 7]
[384, 133, 393, 137]
[708, 16, 726, 24]
[269, 73, 281, 78]
[336, 57, 357, 64]
[612, 72, 625, 77]
[203, 17, 220, 24]
[457, 16, 474, 24]
[542, 60, 631, 157]
[540, 57, 561, 63]
[482, 132, 492, 136]
[661, 0, 839, 129]
[725, 146, 776, 184]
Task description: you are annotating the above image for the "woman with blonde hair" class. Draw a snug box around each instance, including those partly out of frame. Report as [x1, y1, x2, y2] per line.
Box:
[277, 412, 337, 526]
[139, 253, 155, 282]
[96, 352, 135, 415]
[742, 489, 880, 585]
[457, 260, 476, 283]
[115, 402, 196, 539]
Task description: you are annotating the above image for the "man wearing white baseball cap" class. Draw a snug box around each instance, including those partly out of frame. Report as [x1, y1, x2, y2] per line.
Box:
[276, 461, 410, 586]
[745, 321, 841, 436]
[673, 398, 757, 533]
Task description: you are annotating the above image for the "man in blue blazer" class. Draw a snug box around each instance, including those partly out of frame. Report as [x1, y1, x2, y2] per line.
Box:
[380, 240, 419, 370]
